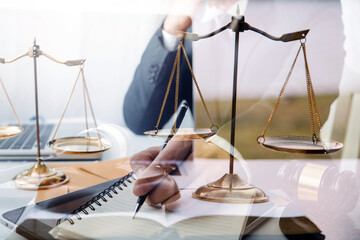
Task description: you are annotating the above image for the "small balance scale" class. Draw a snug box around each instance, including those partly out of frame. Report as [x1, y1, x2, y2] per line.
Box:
[144, 6, 343, 203]
[0, 39, 111, 190]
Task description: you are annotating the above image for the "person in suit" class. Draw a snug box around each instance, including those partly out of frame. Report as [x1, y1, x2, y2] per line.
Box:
[122, 0, 202, 135]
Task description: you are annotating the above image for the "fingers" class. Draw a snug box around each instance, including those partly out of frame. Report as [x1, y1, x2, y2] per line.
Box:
[130, 146, 161, 176]
[133, 164, 167, 196]
[154, 140, 193, 166]
[164, 193, 186, 211]
[131, 140, 192, 177]
[163, 15, 192, 35]
[144, 175, 181, 206]
[163, 0, 204, 35]
[133, 170, 181, 208]
[131, 140, 193, 209]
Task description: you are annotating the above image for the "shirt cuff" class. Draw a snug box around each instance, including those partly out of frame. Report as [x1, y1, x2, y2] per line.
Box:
[161, 29, 178, 51]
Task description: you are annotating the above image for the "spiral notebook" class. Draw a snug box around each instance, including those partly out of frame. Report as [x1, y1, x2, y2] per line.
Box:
[49, 172, 268, 239]
[1, 174, 132, 239]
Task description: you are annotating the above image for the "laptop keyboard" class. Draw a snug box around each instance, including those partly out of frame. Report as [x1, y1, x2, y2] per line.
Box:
[0, 124, 55, 150]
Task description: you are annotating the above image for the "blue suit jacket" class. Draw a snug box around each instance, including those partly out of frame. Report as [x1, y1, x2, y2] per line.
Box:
[123, 26, 193, 135]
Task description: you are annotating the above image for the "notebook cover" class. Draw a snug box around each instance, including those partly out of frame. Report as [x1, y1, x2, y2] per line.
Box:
[2, 177, 122, 239]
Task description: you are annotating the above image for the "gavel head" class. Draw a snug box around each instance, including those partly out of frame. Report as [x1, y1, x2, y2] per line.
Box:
[278, 160, 359, 215]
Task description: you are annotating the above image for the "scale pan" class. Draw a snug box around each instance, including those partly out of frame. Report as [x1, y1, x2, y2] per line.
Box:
[48, 136, 112, 155]
[0, 126, 23, 139]
[257, 136, 343, 154]
[144, 128, 217, 140]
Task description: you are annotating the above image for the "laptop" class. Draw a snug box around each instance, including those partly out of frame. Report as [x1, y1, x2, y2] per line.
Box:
[0, 120, 102, 161]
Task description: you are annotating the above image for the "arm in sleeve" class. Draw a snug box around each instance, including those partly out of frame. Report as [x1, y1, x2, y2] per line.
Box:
[123, 26, 193, 135]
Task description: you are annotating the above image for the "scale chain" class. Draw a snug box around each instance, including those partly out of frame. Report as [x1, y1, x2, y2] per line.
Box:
[82, 66, 90, 138]
[261, 41, 323, 143]
[0, 77, 23, 129]
[173, 43, 181, 132]
[51, 65, 103, 148]
[302, 43, 322, 130]
[51, 68, 82, 141]
[154, 41, 217, 133]
[180, 42, 216, 130]
[154, 44, 181, 132]
[82, 70, 103, 148]
[260, 44, 302, 137]
[302, 42, 322, 142]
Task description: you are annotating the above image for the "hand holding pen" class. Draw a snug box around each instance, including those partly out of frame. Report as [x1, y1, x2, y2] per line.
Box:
[131, 102, 191, 218]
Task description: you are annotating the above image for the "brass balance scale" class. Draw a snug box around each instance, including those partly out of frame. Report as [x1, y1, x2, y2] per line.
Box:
[0, 40, 111, 190]
[144, 8, 343, 203]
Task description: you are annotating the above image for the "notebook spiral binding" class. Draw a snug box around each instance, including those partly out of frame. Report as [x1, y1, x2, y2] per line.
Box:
[56, 172, 136, 225]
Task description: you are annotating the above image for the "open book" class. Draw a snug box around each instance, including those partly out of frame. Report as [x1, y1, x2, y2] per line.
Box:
[49, 173, 273, 239]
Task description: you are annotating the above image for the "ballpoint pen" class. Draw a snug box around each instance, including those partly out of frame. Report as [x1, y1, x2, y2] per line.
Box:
[133, 101, 189, 219]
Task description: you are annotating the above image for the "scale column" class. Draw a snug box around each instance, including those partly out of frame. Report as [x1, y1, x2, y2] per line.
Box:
[32, 40, 42, 162]
[230, 28, 240, 174]
[192, 14, 268, 203]
[13, 40, 69, 190]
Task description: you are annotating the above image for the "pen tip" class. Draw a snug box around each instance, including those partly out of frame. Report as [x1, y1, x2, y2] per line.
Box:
[133, 204, 139, 219]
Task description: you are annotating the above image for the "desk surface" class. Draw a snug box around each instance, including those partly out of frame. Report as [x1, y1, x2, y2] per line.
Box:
[1, 157, 360, 240]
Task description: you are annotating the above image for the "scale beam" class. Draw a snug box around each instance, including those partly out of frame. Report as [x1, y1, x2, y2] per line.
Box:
[178, 15, 309, 43]
[0, 46, 85, 66]
[247, 25, 309, 42]
[178, 23, 231, 41]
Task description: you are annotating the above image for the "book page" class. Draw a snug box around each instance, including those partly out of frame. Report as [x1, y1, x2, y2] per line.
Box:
[165, 190, 253, 226]
[50, 178, 271, 239]
[50, 179, 168, 239]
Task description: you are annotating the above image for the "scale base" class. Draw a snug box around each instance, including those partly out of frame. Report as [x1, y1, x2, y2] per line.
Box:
[193, 173, 268, 203]
[13, 162, 68, 190]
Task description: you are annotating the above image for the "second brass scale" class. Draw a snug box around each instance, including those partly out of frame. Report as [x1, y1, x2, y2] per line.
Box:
[144, 7, 343, 203]
[0, 40, 111, 190]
